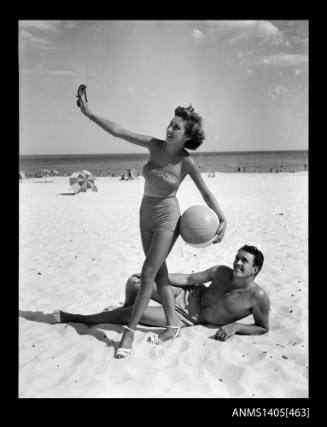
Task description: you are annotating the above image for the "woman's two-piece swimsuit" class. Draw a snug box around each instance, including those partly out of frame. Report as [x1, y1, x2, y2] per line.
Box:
[139, 159, 204, 326]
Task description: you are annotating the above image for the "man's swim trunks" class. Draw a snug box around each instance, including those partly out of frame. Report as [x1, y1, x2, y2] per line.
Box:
[173, 285, 206, 326]
[131, 274, 205, 326]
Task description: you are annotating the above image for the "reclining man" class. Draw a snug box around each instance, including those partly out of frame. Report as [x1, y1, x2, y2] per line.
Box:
[53, 245, 270, 342]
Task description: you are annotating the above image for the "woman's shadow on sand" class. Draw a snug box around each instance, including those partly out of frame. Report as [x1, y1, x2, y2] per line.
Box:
[18, 310, 146, 352]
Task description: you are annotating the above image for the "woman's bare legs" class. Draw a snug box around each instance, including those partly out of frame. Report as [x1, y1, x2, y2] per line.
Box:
[118, 230, 180, 352]
[154, 261, 182, 341]
[141, 229, 180, 339]
[140, 229, 181, 340]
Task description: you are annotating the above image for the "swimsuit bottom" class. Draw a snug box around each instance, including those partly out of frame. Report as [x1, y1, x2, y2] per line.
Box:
[173, 285, 206, 326]
[140, 195, 181, 233]
[131, 274, 205, 327]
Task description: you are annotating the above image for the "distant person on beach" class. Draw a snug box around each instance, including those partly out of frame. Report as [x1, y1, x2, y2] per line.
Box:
[76, 85, 227, 358]
[126, 168, 133, 179]
[53, 245, 269, 343]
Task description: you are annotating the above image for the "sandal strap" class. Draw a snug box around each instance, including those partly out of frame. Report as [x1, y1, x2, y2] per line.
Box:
[123, 325, 135, 333]
[167, 325, 181, 338]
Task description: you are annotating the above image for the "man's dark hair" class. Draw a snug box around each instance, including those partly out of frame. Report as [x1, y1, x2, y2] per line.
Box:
[174, 104, 205, 150]
[238, 245, 264, 277]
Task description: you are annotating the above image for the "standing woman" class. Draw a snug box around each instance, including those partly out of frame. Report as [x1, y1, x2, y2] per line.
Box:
[76, 86, 227, 358]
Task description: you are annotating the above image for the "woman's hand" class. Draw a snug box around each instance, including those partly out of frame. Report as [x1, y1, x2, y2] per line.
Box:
[78, 96, 92, 118]
[77, 89, 93, 119]
[212, 219, 227, 244]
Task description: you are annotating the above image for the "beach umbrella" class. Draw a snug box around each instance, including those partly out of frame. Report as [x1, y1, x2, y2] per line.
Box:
[69, 170, 98, 193]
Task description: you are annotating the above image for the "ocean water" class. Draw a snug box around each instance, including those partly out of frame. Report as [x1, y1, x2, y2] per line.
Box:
[19, 150, 308, 178]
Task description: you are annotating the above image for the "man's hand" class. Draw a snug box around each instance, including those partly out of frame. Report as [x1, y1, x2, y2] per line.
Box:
[214, 323, 237, 341]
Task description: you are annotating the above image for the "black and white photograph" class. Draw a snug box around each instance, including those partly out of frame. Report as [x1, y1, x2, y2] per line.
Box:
[19, 20, 308, 399]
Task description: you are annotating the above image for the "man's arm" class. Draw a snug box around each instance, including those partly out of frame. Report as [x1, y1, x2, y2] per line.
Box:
[236, 291, 270, 334]
[215, 290, 270, 341]
[168, 266, 219, 287]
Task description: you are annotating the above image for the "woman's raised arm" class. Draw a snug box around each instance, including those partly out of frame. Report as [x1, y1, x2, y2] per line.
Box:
[78, 89, 153, 149]
[89, 114, 153, 148]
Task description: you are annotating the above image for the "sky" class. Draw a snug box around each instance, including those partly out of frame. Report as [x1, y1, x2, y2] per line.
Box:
[19, 20, 308, 155]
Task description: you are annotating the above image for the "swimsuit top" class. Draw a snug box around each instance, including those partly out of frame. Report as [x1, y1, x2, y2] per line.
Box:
[142, 160, 181, 197]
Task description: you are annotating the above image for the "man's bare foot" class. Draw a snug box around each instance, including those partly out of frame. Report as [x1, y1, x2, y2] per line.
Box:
[157, 327, 181, 341]
[147, 326, 181, 344]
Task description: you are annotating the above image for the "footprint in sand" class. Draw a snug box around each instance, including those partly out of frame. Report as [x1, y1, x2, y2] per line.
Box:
[219, 364, 245, 397]
[147, 338, 187, 360]
[148, 347, 157, 358]
[148, 347, 165, 359]
[179, 339, 190, 353]
[73, 353, 87, 365]
[244, 351, 268, 364]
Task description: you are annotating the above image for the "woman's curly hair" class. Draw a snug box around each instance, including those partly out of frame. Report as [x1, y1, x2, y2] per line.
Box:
[174, 104, 205, 150]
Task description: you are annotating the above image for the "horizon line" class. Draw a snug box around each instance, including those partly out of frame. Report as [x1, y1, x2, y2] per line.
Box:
[20, 149, 308, 157]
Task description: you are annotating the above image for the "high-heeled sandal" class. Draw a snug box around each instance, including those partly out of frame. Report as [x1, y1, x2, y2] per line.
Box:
[147, 325, 181, 345]
[76, 84, 88, 107]
[115, 325, 135, 359]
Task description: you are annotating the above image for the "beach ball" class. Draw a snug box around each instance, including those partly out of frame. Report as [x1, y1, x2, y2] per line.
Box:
[180, 205, 219, 248]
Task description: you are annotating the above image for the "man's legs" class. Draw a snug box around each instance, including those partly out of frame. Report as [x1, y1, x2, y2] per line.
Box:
[54, 304, 169, 327]
[123, 275, 141, 307]
[123, 274, 174, 307]
[102, 274, 162, 311]
[54, 274, 182, 327]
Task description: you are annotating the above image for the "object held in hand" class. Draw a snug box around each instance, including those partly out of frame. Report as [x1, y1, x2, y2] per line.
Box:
[180, 205, 220, 248]
[76, 84, 88, 107]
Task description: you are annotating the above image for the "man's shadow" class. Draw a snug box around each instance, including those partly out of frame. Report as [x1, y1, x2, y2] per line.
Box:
[19, 310, 132, 351]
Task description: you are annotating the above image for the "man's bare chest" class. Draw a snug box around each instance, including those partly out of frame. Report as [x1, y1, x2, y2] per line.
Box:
[202, 286, 253, 314]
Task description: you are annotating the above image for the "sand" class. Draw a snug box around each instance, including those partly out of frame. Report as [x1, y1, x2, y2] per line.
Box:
[19, 172, 308, 398]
